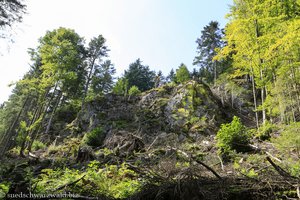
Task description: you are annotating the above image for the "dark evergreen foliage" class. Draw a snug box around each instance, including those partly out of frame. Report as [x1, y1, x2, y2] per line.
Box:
[124, 59, 156, 92]
[193, 21, 225, 84]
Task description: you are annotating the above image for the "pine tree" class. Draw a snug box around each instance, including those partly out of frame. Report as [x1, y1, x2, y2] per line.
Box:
[154, 70, 165, 87]
[193, 21, 224, 85]
[124, 59, 155, 92]
[83, 35, 109, 101]
[167, 68, 175, 82]
[91, 60, 116, 94]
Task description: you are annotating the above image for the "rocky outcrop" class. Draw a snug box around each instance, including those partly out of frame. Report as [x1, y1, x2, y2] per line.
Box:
[76, 81, 228, 148]
[137, 81, 225, 137]
[77, 94, 140, 132]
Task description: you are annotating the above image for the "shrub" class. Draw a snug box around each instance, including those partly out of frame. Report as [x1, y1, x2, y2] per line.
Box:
[45, 138, 81, 158]
[272, 122, 300, 159]
[113, 78, 128, 96]
[0, 182, 10, 199]
[33, 161, 141, 199]
[31, 140, 46, 151]
[216, 116, 251, 158]
[47, 144, 61, 155]
[128, 85, 141, 96]
[82, 127, 105, 147]
[113, 120, 129, 129]
[256, 121, 277, 140]
[175, 64, 190, 84]
[55, 100, 81, 123]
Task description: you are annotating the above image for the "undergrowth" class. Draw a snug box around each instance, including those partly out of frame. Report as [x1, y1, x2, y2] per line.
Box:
[33, 161, 141, 199]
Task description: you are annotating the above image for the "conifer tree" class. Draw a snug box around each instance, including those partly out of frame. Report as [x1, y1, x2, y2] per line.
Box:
[83, 35, 109, 101]
[124, 59, 155, 92]
[167, 68, 175, 82]
[194, 21, 224, 85]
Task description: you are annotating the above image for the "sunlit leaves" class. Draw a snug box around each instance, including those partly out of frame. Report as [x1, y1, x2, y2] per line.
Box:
[38, 28, 85, 98]
[218, 0, 300, 123]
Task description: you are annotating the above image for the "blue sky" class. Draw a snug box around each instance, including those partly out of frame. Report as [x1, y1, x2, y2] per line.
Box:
[0, 0, 232, 103]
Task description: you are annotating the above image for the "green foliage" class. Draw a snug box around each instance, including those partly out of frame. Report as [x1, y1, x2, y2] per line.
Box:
[55, 99, 81, 123]
[217, 0, 300, 124]
[272, 122, 300, 158]
[113, 77, 129, 96]
[16, 120, 29, 145]
[216, 116, 251, 158]
[193, 21, 226, 83]
[286, 160, 300, 177]
[31, 140, 46, 151]
[234, 160, 258, 178]
[39, 27, 86, 98]
[175, 161, 190, 168]
[175, 63, 190, 84]
[128, 85, 141, 96]
[91, 60, 116, 94]
[7, 147, 21, 156]
[34, 167, 83, 194]
[85, 35, 110, 98]
[256, 121, 278, 141]
[95, 148, 113, 157]
[242, 168, 258, 179]
[113, 120, 130, 129]
[124, 59, 155, 92]
[177, 108, 189, 117]
[82, 127, 105, 147]
[166, 68, 175, 82]
[47, 144, 60, 155]
[45, 137, 81, 158]
[34, 161, 141, 199]
[190, 116, 200, 124]
[0, 0, 26, 38]
[0, 182, 10, 199]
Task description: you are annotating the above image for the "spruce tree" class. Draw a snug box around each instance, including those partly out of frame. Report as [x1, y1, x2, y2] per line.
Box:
[193, 21, 224, 85]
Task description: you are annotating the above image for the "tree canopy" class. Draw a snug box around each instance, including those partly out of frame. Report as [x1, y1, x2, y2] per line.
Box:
[194, 21, 225, 84]
[175, 63, 190, 84]
[0, 0, 26, 38]
[124, 59, 156, 92]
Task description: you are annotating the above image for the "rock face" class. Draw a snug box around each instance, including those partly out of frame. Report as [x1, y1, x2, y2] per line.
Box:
[77, 94, 140, 132]
[76, 81, 227, 147]
[137, 81, 225, 137]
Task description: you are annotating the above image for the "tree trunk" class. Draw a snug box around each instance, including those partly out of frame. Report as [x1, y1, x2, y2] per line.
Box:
[20, 87, 53, 156]
[290, 63, 300, 113]
[214, 61, 217, 86]
[19, 103, 41, 157]
[0, 96, 29, 157]
[27, 126, 42, 152]
[45, 91, 63, 134]
[287, 83, 296, 123]
[231, 86, 234, 109]
[254, 19, 266, 124]
[260, 68, 266, 124]
[27, 85, 62, 152]
[82, 57, 97, 105]
[251, 66, 259, 128]
[19, 101, 47, 156]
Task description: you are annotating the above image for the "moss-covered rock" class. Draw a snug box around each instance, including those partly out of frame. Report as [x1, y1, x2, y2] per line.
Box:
[137, 81, 225, 138]
[73, 81, 226, 147]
